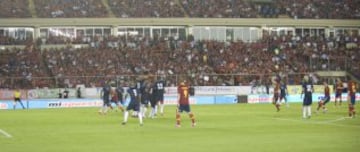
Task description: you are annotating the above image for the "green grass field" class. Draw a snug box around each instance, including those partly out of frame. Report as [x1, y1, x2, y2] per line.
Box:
[1, 103, 359, 152]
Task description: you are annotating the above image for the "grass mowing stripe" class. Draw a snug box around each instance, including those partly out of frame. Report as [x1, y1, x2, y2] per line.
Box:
[273, 117, 360, 128]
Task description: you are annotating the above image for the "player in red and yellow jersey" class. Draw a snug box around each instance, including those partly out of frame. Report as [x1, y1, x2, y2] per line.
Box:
[176, 80, 196, 127]
[335, 78, 343, 106]
[272, 81, 281, 112]
[317, 81, 330, 113]
[347, 79, 357, 118]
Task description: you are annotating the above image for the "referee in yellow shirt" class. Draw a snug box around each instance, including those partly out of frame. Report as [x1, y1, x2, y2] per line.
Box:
[14, 89, 26, 110]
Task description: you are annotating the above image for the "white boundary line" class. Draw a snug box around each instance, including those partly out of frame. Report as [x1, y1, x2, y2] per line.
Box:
[273, 117, 360, 128]
[0, 129, 13, 138]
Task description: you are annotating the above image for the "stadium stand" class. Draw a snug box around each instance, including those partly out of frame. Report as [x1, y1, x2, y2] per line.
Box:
[109, 0, 185, 18]
[0, 0, 358, 19]
[0, 0, 359, 89]
[1, 31, 359, 88]
[33, 0, 108, 18]
[0, 0, 32, 18]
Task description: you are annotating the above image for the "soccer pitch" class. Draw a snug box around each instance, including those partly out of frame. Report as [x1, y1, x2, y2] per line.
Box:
[0, 103, 359, 152]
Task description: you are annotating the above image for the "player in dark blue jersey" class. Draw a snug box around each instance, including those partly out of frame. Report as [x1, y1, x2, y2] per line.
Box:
[122, 82, 143, 126]
[98, 83, 111, 115]
[149, 82, 157, 118]
[140, 79, 152, 118]
[116, 85, 125, 105]
[301, 76, 314, 119]
[279, 81, 289, 107]
[154, 78, 166, 116]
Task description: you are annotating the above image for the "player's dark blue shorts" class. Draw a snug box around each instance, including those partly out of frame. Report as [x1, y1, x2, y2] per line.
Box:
[322, 95, 330, 104]
[156, 94, 164, 102]
[118, 99, 124, 105]
[178, 104, 191, 113]
[127, 100, 140, 111]
[350, 95, 356, 105]
[103, 98, 110, 106]
[303, 94, 312, 106]
[280, 93, 287, 101]
[150, 95, 157, 108]
[141, 93, 150, 105]
[335, 92, 342, 98]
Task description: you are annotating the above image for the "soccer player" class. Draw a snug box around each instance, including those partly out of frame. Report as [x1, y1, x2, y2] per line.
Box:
[279, 80, 289, 107]
[13, 89, 26, 110]
[301, 76, 314, 119]
[316, 81, 330, 113]
[176, 80, 196, 127]
[122, 82, 143, 126]
[334, 78, 343, 107]
[149, 81, 158, 118]
[115, 85, 125, 111]
[347, 78, 357, 118]
[272, 80, 281, 112]
[154, 77, 166, 116]
[135, 77, 145, 117]
[110, 88, 124, 112]
[98, 82, 111, 115]
[140, 80, 152, 118]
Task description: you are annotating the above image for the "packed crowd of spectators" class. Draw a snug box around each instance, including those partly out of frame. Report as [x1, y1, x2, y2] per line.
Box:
[0, 0, 359, 19]
[0, 0, 31, 18]
[0, 45, 49, 89]
[181, 0, 277, 18]
[109, 0, 185, 18]
[1, 31, 359, 89]
[275, 0, 360, 19]
[34, 0, 108, 18]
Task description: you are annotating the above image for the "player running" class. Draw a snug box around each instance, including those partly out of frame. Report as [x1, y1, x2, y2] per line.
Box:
[279, 80, 289, 107]
[110, 87, 124, 112]
[347, 78, 357, 118]
[176, 80, 196, 128]
[122, 81, 143, 126]
[316, 81, 330, 113]
[140, 79, 152, 118]
[99, 82, 112, 115]
[301, 76, 314, 119]
[115, 85, 126, 110]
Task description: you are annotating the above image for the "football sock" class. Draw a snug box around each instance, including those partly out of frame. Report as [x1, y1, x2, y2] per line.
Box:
[138, 112, 143, 124]
[103, 106, 108, 114]
[307, 106, 311, 117]
[348, 107, 352, 116]
[150, 108, 155, 118]
[353, 110, 356, 116]
[317, 102, 322, 111]
[303, 106, 307, 118]
[124, 111, 129, 122]
[189, 113, 195, 124]
[19, 101, 25, 109]
[118, 105, 124, 112]
[160, 104, 164, 114]
[154, 105, 158, 114]
[176, 113, 181, 125]
[275, 103, 280, 112]
[142, 106, 147, 118]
